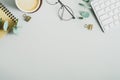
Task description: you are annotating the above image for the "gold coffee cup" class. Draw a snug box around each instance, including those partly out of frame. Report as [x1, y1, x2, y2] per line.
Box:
[15, 0, 42, 13]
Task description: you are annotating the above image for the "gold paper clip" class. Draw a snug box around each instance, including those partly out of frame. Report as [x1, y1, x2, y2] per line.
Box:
[23, 14, 31, 22]
[84, 24, 93, 30]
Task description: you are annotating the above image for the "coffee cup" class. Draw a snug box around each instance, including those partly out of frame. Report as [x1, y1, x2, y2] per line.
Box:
[15, 0, 42, 13]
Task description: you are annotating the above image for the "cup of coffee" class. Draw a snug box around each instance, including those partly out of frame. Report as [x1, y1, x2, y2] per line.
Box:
[15, 0, 42, 13]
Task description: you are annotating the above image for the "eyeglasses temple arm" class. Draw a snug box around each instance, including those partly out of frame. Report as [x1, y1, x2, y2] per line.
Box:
[58, 0, 75, 19]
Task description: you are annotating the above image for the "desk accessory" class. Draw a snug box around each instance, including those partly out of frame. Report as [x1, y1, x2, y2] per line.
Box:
[84, 24, 93, 30]
[0, 3, 18, 38]
[15, 0, 42, 13]
[46, 0, 75, 21]
[91, 0, 120, 32]
[23, 14, 31, 22]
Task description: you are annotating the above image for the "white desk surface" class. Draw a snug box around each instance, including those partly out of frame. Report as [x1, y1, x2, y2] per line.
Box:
[0, 0, 120, 80]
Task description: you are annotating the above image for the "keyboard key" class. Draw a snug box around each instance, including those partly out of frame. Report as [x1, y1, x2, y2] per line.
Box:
[114, 21, 120, 25]
[104, 25, 110, 31]
[113, 15, 118, 20]
[105, 1, 110, 6]
[108, 11, 114, 16]
[111, 0, 116, 3]
[105, 7, 110, 12]
[109, 23, 114, 28]
[102, 18, 113, 25]
[115, 2, 120, 7]
[100, 14, 109, 20]
[113, 8, 119, 14]
[110, 4, 115, 9]
[99, 0, 104, 4]
[97, 9, 105, 16]
[95, 5, 101, 11]
[100, 3, 105, 8]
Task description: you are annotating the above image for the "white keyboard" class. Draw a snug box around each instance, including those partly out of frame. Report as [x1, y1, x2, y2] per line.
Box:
[91, 0, 120, 32]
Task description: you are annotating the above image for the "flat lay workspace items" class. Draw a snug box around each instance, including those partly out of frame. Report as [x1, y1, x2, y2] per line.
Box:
[0, 0, 43, 38]
[0, 3, 18, 38]
[1, 0, 120, 80]
[0, 0, 120, 38]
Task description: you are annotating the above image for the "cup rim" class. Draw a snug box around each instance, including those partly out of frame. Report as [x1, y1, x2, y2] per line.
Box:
[15, 0, 42, 13]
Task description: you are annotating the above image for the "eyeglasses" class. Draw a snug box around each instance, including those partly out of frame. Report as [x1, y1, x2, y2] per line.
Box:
[46, 0, 75, 21]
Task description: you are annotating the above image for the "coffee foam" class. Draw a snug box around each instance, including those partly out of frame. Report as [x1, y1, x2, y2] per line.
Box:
[16, 0, 41, 12]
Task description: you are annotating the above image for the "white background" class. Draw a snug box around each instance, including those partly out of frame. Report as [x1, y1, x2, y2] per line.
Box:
[0, 0, 120, 80]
